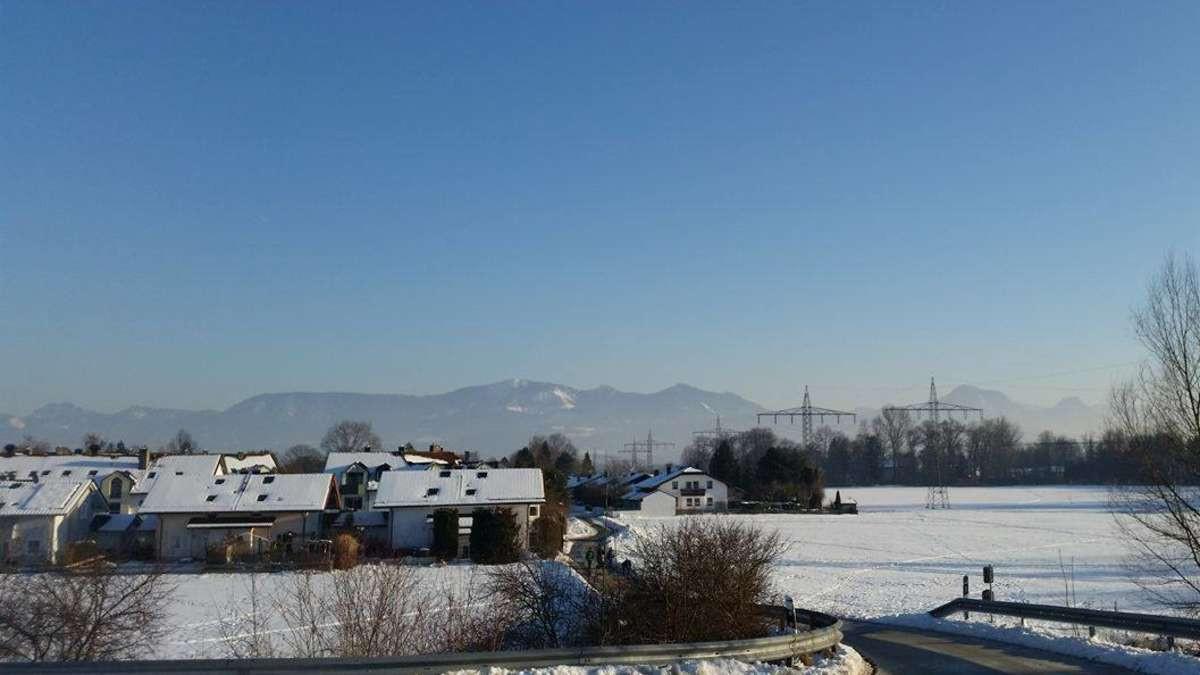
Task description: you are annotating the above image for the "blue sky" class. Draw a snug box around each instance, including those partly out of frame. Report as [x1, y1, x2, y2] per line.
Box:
[1, 2, 1197, 415]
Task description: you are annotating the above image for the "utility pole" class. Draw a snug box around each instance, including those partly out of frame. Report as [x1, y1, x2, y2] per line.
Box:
[882, 378, 983, 509]
[757, 386, 855, 449]
[693, 415, 740, 439]
[622, 430, 675, 471]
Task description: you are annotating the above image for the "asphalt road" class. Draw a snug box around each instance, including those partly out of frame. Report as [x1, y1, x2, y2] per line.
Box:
[841, 621, 1133, 674]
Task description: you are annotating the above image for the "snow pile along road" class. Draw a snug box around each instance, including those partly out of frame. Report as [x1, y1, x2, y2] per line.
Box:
[445, 644, 867, 674]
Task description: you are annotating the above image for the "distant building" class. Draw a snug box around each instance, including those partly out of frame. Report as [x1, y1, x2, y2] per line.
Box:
[620, 466, 728, 516]
[0, 479, 109, 565]
[373, 468, 544, 556]
[323, 450, 429, 511]
[138, 473, 340, 561]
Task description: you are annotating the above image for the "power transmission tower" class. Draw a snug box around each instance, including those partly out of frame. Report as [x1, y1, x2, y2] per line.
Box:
[622, 430, 675, 471]
[882, 377, 983, 509]
[693, 415, 740, 439]
[756, 386, 855, 448]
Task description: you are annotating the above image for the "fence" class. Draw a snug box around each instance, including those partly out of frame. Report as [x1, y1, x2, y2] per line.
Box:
[2, 606, 842, 674]
[929, 598, 1200, 643]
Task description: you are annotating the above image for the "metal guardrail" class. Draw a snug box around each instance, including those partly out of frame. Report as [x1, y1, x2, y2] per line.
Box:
[930, 598, 1200, 641]
[3, 607, 842, 673]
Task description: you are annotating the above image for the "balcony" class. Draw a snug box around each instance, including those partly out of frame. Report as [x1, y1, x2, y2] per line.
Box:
[679, 487, 706, 497]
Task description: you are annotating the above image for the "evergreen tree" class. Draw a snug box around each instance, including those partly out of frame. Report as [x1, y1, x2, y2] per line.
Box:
[708, 439, 738, 486]
[512, 447, 536, 468]
[580, 451, 594, 475]
[432, 508, 459, 560]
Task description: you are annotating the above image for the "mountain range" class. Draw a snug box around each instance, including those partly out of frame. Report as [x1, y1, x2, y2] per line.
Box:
[2, 380, 1106, 458]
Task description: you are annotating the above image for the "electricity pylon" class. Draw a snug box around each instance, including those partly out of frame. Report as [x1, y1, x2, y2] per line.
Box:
[756, 386, 855, 448]
[622, 429, 675, 471]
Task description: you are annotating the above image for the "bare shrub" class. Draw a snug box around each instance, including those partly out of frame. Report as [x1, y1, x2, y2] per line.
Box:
[487, 560, 591, 648]
[332, 533, 359, 570]
[423, 567, 514, 653]
[0, 567, 173, 662]
[216, 573, 277, 658]
[613, 518, 785, 644]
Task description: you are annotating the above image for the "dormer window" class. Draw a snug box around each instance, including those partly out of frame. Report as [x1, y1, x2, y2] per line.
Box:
[40, 470, 50, 476]
[439, 470, 451, 478]
[88, 470, 98, 476]
[147, 472, 157, 478]
[477, 472, 488, 479]
[215, 478, 226, 485]
[205, 495, 217, 502]
[175, 471, 183, 476]
[257, 494, 268, 502]
[465, 488, 476, 496]
[426, 487, 439, 497]
[61, 470, 72, 476]
[263, 476, 275, 484]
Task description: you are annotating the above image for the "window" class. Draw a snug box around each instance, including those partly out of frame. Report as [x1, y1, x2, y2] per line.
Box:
[262, 476, 275, 484]
[109, 481, 123, 499]
[344, 496, 363, 509]
[465, 488, 476, 496]
[205, 495, 217, 502]
[672, 481, 678, 489]
[88, 469, 98, 476]
[215, 478, 226, 485]
[426, 487, 440, 497]
[529, 505, 539, 517]
[706, 497, 713, 505]
[257, 494, 268, 502]
[707, 480, 713, 489]
[61, 470, 72, 476]
[439, 470, 451, 478]
[477, 471, 488, 478]
[40, 470, 50, 476]
[147, 472, 157, 478]
[109, 503, 121, 514]
[175, 471, 183, 476]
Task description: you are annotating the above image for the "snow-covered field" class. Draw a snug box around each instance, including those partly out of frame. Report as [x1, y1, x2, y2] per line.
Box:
[611, 485, 1145, 619]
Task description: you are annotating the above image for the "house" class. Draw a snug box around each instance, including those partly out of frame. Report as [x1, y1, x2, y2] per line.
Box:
[0, 479, 110, 565]
[138, 473, 340, 561]
[323, 450, 427, 510]
[128, 452, 228, 512]
[0, 449, 152, 514]
[373, 468, 544, 556]
[621, 466, 728, 516]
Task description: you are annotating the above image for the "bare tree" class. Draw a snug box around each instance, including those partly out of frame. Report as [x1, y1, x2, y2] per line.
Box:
[0, 567, 173, 662]
[17, 435, 50, 455]
[280, 444, 324, 473]
[163, 429, 197, 455]
[81, 432, 105, 452]
[216, 573, 276, 658]
[1110, 253, 1200, 614]
[320, 420, 382, 454]
[487, 560, 591, 649]
[873, 409, 913, 482]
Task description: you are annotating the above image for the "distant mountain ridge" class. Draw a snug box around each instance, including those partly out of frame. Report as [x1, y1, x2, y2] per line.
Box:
[2, 381, 1106, 457]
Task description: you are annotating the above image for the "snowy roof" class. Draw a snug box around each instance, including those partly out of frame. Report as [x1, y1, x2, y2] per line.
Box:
[0, 454, 139, 482]
[132, 454, 226, 494]
[220, 453, 277, 473]
[0, 479, 95, 516]
[622, 466, 708, 501]
[374, 468, 544, 508]
[138, 473, 335, 514]
[567, 474, 608, 489]
[324, 451, 414, 475]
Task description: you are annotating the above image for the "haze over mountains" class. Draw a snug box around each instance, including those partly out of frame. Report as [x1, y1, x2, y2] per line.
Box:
[2, 380, 1105, 458]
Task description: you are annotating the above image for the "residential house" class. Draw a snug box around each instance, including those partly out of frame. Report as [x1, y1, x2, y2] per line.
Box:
[621, 466, 728, 516]
[0, 479, 109, 565]
[373, 467, 544, 556]
[0, 449, 150, 514]
[324, 451, 411, 511]
[128, 452, 227, 512]
[90, 512, 158, 558]
[138, 473, 340, 561]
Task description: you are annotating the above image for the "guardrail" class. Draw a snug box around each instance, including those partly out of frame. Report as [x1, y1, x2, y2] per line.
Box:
[930, 598, 1200, 642]
[3, 606, 842, 673]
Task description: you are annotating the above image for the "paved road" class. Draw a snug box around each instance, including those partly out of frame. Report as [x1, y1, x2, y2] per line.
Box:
[842, 621, 1132, 674]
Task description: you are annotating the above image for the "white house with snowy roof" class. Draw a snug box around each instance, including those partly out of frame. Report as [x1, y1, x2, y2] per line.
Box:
[373, 468, 544, 556]
[620, 466, 728, 517]
[0, 478, 109, 565]
[138, 473, 340, 560]
[322, 450, 432, 511]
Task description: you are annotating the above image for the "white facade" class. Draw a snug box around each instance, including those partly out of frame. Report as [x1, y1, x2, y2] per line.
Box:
[622, 467, 729, 514]
[0, 480, 108, 565]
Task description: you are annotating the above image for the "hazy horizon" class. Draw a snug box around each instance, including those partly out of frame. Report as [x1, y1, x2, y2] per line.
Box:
[3, 3, 1197, 416]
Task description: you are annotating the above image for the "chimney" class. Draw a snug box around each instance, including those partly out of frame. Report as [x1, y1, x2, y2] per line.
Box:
[139, 446, 151, 471]
[463, 450, 472, 463]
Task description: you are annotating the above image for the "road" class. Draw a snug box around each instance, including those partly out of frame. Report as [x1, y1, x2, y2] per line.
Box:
[841, 621, 1132, 674]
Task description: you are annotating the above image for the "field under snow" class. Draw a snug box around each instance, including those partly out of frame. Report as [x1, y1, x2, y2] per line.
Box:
[610, 485, 1151, 620]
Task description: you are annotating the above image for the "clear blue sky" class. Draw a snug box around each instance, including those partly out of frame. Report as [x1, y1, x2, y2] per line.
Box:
[2, 2, 1197, 415]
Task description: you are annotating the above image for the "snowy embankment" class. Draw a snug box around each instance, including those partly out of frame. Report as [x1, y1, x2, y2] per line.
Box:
[609, 485, 1196, 672]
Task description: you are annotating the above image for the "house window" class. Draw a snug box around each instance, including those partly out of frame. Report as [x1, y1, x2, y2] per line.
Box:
[263, 476, 275, 484]
[27, 540, 40, 554]
[706, 497, 713, 506]
[109, 481, 123, 499]
[215, 478, 226, 485]
[529, 505, 539, 517]
[465, 488, 476, 496]
[477, 472, 488, 479]
[61, 470, 72, 476]
[257, 494, 268, 502]
[672, 481, 678, 489]
[344, 496, 363, 510]
[205, 495, 217, 502]
[109, 503, 121, 514]
[426, 488, 440, 497]
[707, 480, 713, 489]
[88, 470, 98, 477]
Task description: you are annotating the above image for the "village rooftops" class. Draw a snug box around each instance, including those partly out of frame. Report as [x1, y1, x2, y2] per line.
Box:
[373, 468, 544, 508]
[621, 466, 707, 501]
[0, 479, 97, 516]
[323, 451, 416, 475]
[138, 473, 337, 514]
[0, 453, 139, 482]
[131, 453, 228, 495]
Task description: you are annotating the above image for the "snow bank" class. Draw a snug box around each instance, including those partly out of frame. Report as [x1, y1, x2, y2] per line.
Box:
[445, 644, 866, 675]
[566, 517, 598, 540]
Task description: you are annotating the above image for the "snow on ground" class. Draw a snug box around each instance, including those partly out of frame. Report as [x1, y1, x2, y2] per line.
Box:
[445, 644, 866, 675]
[613, 486, 1146, 618]
[567, 517, 598, 540]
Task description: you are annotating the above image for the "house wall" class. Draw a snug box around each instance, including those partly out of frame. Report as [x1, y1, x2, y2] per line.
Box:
[155, 511, 326, 560]
[98, 473, 138, 514]
[0, 516, 57, 564]
[659, 472, 729, 511]
[387, 503, 539, 554]
[638, 490, 677, 517]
